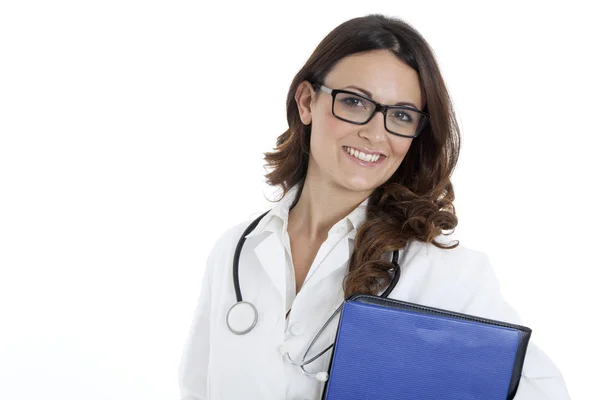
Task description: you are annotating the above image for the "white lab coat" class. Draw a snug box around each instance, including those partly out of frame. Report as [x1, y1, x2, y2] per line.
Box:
[179, 185, 570, 400]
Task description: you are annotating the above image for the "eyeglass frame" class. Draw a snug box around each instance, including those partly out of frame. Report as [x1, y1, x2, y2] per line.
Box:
[310, 82, 429, 139]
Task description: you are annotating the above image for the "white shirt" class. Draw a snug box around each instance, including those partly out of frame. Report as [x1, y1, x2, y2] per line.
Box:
[179, 183, 570, 400]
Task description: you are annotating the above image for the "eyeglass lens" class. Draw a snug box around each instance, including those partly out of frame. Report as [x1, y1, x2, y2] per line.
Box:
[333, 92, 423, 137]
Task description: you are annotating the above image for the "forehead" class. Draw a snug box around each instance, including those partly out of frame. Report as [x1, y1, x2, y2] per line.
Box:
[323, 49, 423, 109]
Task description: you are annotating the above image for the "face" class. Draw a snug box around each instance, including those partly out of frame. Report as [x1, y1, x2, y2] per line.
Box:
[295, 49, 424, 195]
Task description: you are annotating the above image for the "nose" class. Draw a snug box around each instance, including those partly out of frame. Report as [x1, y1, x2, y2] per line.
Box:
[358, 110, 386, 143]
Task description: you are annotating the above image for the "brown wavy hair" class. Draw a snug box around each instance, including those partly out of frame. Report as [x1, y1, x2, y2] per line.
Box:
[263, 14, 460, 297]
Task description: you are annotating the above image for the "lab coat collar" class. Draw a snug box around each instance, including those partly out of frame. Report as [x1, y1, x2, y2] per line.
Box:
[244, 183, 301, 239]
[244, 183, 302, 303]
[346, 196, 369, 240]
[245, 182, 370, 240]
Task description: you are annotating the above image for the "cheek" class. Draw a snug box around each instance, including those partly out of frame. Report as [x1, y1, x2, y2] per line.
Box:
[390, 139, 414, 163]
[322, 111, 349, 141]
[310, 113, 349, 150]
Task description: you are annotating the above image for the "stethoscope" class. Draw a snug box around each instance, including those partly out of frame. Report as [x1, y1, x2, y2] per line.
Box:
[226, 210, 410, 382]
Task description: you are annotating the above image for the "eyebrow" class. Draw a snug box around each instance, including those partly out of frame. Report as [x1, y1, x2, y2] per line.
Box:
[343, 85, 420, 109]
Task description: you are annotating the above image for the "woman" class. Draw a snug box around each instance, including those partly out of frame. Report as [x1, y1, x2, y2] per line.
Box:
[179, 14, 570, 400]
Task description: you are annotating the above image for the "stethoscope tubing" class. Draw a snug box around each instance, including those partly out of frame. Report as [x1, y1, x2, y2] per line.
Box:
[232, 210, 270, 302]
[228, 209, 409, 380]
[284, 242, 410, 381]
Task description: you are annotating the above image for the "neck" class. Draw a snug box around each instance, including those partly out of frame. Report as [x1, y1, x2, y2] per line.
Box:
[288, 166, 371, 240]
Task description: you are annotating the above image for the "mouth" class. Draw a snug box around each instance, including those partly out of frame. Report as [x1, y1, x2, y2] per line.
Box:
[342, 146, 387, 166]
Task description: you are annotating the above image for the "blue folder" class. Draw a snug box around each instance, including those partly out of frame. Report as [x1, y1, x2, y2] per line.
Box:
[322, 294, 531, 400]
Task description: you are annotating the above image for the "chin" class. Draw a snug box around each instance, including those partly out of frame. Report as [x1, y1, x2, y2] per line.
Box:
[339, 177, 380, 194]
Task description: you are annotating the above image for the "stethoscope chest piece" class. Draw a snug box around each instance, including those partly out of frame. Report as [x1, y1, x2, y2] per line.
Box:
[226, 301, 258, 335]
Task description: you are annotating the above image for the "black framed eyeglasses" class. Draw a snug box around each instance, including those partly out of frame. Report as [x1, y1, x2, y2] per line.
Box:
[310, 82, 429, 138]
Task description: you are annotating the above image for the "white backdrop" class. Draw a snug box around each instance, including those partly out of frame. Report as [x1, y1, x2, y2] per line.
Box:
[1, 1, 598, 399]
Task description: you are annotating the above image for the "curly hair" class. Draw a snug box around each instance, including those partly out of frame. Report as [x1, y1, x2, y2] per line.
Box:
[263, 14, 460, 297]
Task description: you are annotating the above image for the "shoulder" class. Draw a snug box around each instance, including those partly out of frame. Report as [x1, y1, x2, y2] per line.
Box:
[208, 215, 260, 259]
[203, 214, 263, 278]
[397, 235, 504, 316]
[406, 234, 492, 276]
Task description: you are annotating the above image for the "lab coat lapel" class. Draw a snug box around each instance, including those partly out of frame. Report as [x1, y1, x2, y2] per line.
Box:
[253, 231, 287, 302]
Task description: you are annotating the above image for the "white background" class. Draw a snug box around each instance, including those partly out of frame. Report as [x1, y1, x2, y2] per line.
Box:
[1, 1, 598, 399]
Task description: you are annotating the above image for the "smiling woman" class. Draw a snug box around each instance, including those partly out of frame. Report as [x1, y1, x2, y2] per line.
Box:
[267, 32, 458, 297]
[179, 13, 570, 400]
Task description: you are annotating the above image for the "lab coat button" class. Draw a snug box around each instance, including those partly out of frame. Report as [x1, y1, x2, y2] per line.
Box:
[290, 323, 304, 336]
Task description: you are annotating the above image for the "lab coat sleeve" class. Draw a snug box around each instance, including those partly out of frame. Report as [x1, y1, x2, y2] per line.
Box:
[178, 246, 216, 400]
[458, 250, 571, 400]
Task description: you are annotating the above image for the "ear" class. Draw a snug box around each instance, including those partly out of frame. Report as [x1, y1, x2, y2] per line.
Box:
[294, 81, 316, 126]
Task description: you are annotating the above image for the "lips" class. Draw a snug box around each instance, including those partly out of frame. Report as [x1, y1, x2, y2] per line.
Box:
[343, 146, 386, 163]
[342, 146, 387, 167]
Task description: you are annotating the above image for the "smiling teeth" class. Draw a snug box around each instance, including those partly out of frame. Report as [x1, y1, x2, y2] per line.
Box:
[344, 146, 381, 163]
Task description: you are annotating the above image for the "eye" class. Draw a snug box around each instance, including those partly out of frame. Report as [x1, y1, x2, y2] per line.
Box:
[391, 110, 414, 123]
[342, 96, 365, 108]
